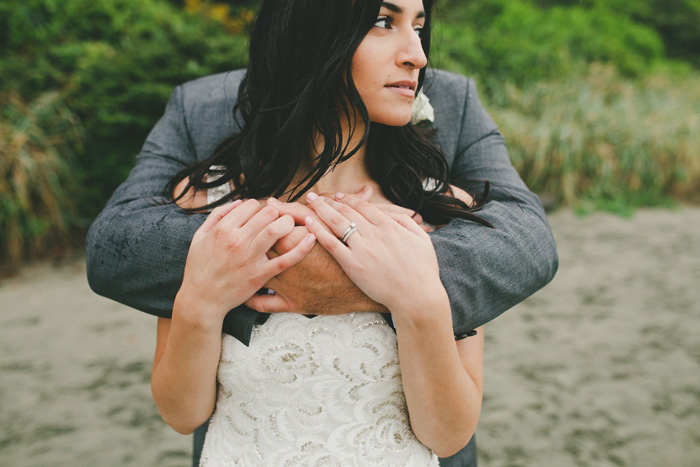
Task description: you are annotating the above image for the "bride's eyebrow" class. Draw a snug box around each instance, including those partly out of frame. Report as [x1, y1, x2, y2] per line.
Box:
[381, 1, 426, 19]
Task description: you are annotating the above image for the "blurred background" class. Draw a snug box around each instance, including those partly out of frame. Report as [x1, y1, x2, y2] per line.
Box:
[1, 0, 699, 268]
[1, 0, 699, 465]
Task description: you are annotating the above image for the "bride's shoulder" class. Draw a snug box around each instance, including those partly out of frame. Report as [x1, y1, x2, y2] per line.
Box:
[172, 177, 209, 210]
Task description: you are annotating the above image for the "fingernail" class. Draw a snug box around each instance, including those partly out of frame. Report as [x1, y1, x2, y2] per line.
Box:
[305, 216, 314, 225]
[232, 199, 243, 207]
[335, 192, 345, 199]
[306, 192, 318, 201]
[306, 233, 316, 244]
[267, 196, 279, 205]
[362, 185, 371, 192]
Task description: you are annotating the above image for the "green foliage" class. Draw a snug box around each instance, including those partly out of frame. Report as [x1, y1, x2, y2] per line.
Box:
[533, 0, 700, 66]
[489, 64, 700, 213]
[0, 0, 248, 220]
[432, 0, 665, 97]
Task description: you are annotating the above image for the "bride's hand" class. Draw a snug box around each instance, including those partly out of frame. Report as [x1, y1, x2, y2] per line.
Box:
[177, 199, 316, 321]
[303, 192, 444, 313]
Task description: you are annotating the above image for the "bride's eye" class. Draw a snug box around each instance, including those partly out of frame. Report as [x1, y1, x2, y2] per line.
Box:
[374, 16, 393, 29]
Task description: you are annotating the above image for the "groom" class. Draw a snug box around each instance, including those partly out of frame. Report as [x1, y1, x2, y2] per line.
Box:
[86, 67, 558, 466]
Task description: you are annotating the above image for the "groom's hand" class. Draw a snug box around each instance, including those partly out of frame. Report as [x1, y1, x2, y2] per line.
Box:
[245, 225, 387, 315]
[243, 186, 432, 315]
[244, 186, 385, 315]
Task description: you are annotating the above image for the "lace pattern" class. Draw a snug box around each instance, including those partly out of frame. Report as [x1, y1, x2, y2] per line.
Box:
[207, 165, 231, 206]
[200, 313, 439, 466]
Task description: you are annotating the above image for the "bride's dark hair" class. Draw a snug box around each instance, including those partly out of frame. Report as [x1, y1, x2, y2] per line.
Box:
[168, 0, 491, 227]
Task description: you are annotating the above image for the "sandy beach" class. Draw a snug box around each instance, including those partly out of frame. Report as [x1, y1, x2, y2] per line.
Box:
[1, 207, 699, 466]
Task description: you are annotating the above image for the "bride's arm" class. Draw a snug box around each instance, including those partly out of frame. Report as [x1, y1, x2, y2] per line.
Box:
[392, 292, 484, 457]
[151, 308, 222, 434]
[150, 182, 227, 434]
[392, 185, 482, 456]
[151, 189, 315, 434]
[303, 189, 483, 457]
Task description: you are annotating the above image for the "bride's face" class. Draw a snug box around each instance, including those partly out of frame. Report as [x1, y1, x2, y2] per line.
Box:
[352, 0, 428, 126]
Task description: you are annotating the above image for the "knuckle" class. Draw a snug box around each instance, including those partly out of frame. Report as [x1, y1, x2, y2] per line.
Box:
[262, 205, 277, 217]
[275, 257, 290, 272]
[247, 274, 264, 289]
[337, 204, 354, 217]
[379, 217, 394, 228]
[263, 226, 277, 240]
[227, 234, 243, 250]
[327, 241, 342, 254]
[211, 204, 226, 215]
[264, 222, 284, 239]
[281, 214, 295, 227]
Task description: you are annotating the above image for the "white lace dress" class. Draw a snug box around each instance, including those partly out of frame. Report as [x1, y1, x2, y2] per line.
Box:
[199, 177, 439, 466]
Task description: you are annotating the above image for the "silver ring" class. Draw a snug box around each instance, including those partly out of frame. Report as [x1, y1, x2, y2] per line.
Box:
[341, 222, 358, 244]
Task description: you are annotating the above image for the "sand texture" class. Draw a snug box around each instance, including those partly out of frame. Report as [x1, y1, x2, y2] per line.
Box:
[1, 207, 699, 466]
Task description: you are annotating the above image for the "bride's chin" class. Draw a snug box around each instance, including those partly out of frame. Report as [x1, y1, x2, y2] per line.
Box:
[370, 112, 413, 127]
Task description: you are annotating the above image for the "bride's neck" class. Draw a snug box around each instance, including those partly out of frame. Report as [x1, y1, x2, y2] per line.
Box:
[286, 120, 381, 199]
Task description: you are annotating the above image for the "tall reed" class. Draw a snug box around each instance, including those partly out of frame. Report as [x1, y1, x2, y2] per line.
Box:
[489, 64, 700, 212]
[0, 92, 83, 266]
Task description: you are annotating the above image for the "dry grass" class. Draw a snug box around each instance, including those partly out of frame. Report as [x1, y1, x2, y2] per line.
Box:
[490, 64, 700, 213]
[0, 92, 83, 266]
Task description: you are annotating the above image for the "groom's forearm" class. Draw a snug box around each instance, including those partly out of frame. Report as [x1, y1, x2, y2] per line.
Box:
[429, 187, 558, 335]
[428, 76, 558, 336]
[86, 183, 202, 319]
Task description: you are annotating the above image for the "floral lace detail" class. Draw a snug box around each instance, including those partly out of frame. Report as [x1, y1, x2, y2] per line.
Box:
[199, 313, 439, 466]
[207, 165, 231, 206]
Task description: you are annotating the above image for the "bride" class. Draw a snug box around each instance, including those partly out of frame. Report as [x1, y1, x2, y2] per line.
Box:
[151, 0, 485, 464]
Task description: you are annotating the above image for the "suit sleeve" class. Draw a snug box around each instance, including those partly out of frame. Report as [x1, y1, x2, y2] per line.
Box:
[430, 79, 559, 336]
[85, 85, 205, 318]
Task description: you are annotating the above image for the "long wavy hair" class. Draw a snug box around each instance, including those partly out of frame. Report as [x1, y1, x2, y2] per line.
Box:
[167, 0, 491, 227]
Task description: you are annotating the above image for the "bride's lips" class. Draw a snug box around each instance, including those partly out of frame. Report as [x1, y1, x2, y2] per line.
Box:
[385, 80, 417, 98]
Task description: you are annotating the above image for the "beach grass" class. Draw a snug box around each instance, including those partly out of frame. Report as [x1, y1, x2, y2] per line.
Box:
[0, 92, 83, 266]
[488, 64, 700, 214]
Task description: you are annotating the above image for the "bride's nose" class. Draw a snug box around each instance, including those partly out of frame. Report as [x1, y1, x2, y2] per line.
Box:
[396, 30, 427, 69]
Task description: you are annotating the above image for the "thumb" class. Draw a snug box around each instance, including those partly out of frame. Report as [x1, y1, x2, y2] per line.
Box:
[244, 292, 292, 314]
[268, 198, 314, 224]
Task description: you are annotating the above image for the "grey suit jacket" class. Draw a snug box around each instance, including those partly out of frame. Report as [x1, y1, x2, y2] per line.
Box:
[86, 68, 558, 344]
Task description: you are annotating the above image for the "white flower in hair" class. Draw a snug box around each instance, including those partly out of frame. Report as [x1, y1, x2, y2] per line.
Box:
[411, 91, 435, 125]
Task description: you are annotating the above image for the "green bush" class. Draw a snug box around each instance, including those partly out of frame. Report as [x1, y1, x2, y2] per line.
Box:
[0, 0, 249, 220]
[533, 0, 700, 66]
[432, 0, 665, 98]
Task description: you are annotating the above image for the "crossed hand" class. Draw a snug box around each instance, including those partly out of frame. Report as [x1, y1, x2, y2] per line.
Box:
[177, 185, 436, 320]
[243, 186, 435, 316]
